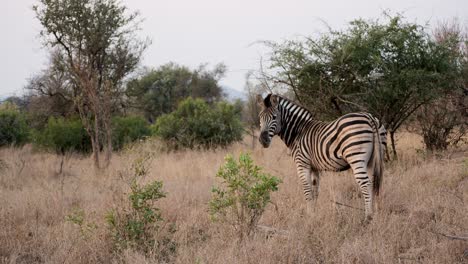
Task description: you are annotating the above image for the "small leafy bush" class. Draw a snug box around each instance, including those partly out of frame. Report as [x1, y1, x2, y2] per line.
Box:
[65, 208, 97, 239]
[106, 154, 174, 257]
[0, 105, 29, 147]
[152, 98, 243, 149]
[209, 153, 281, 240]
[33, 117, 90, 154]
[112, 116, 151, 151]
[106, 181, 166, 252]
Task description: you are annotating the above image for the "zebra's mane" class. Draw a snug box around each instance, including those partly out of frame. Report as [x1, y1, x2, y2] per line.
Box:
[265, 94, 314, 119]
[263, 93, 274, 107]
[265, 94, 315, 147]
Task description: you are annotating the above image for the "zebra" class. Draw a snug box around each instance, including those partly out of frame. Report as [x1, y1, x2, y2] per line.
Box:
[257, 94, 386, 220]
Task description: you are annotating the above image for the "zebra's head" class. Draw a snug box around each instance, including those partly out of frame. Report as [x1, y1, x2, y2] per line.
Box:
[257, 94, 281, 148]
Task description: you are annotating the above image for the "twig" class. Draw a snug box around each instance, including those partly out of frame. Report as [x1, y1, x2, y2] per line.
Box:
[257, 225, 289, 237]
[330, 200, 365, 211]
[431, 231, 468, 241]
[60, 155, 65, 196]
[397, 256, 418, 261]
[16, 158, 26, 177]
[397, 256, 420, 263]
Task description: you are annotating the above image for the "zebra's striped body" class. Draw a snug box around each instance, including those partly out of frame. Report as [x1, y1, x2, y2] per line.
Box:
[257, 94, 386, 219]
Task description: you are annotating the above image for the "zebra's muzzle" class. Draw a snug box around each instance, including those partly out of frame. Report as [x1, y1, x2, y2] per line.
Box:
[259, 131, 271, 148]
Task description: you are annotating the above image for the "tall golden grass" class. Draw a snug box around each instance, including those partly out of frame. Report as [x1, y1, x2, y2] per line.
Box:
[0, 132, 466, 263]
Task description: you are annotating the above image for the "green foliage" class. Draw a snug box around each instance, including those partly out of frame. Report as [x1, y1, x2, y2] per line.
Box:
[126, 63, 226, 122]
[0, 104, 29, 147]
[152, 97, 243, 149]
[65, 208, 97, 239]
[267, 14, 464, 158]
[106, 180, 165, 252]
[34, 0, 146, 83]
[106, 154, 173, 256]
[33, 117, 90, 154]
[112, 116, 151, 151]
[209, 153, 281, 240]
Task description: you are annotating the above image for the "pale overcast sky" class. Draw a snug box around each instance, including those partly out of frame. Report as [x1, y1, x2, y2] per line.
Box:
[1, 0, 467, 98]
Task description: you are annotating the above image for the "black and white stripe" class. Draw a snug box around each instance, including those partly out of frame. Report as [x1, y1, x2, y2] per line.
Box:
[257, 94, 386, 219]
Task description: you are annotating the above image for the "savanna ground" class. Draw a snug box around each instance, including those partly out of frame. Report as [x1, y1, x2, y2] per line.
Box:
[0, 132, 467, 264]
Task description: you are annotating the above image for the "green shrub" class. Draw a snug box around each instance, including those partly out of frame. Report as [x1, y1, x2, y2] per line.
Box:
[0, 105, 29, 147]
[152, 98, 243, 149]
[106, 180, 166, 252]
[65, 208, 97, 239]
[106, 154, 174, 257]
[112, 116, 151, 151]
[33, 117, 90, 154]
[209, 153, 281, 240]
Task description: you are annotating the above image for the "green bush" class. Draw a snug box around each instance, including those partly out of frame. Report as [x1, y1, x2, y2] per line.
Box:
[0, 105, 29, 147]
[106, 180, 166, 253]
[65, 208, 97, 239]
[209, 153, 281, 240]
[106, 154, 174, 257]
[112, 116, 151, 151]
[33, 117, 90, 154]
[152, 98, 243, 149]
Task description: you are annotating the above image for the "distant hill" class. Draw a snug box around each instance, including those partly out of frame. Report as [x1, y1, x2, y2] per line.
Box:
[222, 86, 246, 102]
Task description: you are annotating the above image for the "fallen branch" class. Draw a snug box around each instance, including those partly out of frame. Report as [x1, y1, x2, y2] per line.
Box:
[431, 231, 468, 241]
[397, 256, 419, 262]
[330, 200, 365, 211]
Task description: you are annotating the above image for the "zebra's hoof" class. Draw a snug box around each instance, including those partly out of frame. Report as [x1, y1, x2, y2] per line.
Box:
[364, 214, 373, 224]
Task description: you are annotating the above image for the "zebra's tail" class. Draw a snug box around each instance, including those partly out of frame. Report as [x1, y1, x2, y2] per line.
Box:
[370, 117, 384, 197]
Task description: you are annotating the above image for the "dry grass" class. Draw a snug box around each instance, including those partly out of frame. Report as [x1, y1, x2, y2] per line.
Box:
[0, 132, 467, 263]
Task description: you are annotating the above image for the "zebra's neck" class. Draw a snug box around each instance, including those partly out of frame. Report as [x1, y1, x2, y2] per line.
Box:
[277, 97, 315, 148]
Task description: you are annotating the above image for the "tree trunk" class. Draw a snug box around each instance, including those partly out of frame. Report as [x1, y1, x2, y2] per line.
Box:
[103, 116, 112, 168]
[92, 114, 101, 169]
[331, 96, 343, 115]
[390, 130, 398, 160]
[102, 84, 113, 168]
[250, 128, 257, 149]
[385, 144, 390, 161]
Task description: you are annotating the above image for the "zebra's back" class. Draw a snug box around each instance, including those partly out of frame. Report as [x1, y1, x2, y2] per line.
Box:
[293, 112, 379, 172]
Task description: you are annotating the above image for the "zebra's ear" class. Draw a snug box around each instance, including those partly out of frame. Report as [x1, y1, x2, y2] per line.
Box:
[256, 94, 265, 108]
[270, 94, 279, 107]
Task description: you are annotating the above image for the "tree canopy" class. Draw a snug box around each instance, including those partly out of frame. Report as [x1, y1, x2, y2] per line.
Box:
[126, 63, 226, 122]
[267, 14, 464, 157]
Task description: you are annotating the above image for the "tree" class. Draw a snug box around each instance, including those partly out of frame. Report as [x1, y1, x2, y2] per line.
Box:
[266, 14, 461, 158]
[0, 103, 29, 147]
[1, 96, 29, 112]
[242, 73, 263, 148]
[32, 117, 91, 154]
[152, 97, 243, 149]
[34, 0, 148, 168]
[25, 51, 76, 129]
[111, 116, 151, 151]
[415, 21, 467, 151]
[126, 63, 226, 122]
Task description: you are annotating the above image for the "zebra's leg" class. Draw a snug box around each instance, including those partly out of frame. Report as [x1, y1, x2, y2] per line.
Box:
[296, 165, 315, 203]
[350, 161, 373, 220]
[367, 160, 380, 212]
[310, 170, 320, 201]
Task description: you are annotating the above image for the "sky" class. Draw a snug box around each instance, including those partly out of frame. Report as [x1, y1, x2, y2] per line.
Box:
[0, 0, 467, 98]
